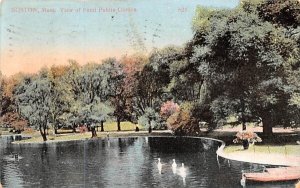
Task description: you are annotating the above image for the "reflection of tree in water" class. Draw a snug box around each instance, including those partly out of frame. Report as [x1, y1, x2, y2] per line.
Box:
[201, 139, 215, 150]
[148, 137, 213, 153]
[117, 137, 138, 156]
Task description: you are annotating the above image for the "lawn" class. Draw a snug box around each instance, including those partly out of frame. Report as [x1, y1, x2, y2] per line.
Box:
[13, 122, 150, 144]
[224, 144, 300, 156]
[102, 121, 145, 131]
[15, 132, 93, 143]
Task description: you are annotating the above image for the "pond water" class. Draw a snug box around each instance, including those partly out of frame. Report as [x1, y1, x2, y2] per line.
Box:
[0, 135, 295, 188]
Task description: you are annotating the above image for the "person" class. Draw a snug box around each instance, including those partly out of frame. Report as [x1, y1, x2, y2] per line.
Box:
[91, 123, 97, 138]
[135, 125, 139, 132]
[148, 126, 152, 133]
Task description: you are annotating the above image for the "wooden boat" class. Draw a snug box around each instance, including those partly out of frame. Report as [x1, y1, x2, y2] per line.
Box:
[242, 167, 300, 183]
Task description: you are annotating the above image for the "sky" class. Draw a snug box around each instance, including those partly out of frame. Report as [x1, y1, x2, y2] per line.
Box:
[0, 0, 239, 76]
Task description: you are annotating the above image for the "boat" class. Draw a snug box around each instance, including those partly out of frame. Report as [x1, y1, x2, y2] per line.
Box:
[242, 166, 300, 183]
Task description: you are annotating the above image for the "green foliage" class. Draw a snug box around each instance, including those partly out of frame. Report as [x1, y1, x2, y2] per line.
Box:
[15, 72, 52, 141]
[138, 107, 166, 130]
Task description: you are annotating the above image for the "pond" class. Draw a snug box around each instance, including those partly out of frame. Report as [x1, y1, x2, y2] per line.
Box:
[0, 135, 295, 187]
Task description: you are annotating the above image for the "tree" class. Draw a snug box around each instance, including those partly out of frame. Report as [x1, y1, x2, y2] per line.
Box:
[102, 58, 130, 131]
[120, 54, 147, 122]
[61, 60, 116, 134]
[15, 70, 52, 141]
[48, 65, 72, 134]
[138, 107, 165, 131]
[133, 47, 182, 122]
[190, 1, 300, 135]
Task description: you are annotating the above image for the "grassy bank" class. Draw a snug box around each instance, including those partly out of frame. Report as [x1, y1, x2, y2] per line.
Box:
[13, 130, 172, 144]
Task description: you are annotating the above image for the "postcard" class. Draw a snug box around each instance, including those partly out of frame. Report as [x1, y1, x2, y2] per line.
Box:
[0, 0, 299, 187]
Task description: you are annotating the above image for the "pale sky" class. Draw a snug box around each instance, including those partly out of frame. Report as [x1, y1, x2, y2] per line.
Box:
[0, 0, 239, 76]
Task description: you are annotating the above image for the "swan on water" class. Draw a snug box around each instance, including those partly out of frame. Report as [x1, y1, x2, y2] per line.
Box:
[179, 163, 186, 178]
[172, 159, 177, 174]
[157, 158, 162, 174]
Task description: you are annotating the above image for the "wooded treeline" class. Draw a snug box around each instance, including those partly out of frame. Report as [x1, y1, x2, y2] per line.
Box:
[0, 0, 299, 141]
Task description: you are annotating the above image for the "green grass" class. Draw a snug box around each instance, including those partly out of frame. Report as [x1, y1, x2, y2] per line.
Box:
[13, 121, 147, 144]
[15, 133, 93, 143]
[102, 121, 145, 131]
[224, 144, 300, 156]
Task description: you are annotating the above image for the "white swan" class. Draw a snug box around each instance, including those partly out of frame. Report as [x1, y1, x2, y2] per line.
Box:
[179, 163, 186, 178]
[172, 159, 177, 174]
[157, 158, 162, 174]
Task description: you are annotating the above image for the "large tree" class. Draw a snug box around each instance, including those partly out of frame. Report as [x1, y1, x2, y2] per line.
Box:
[15, 70, 52, 141]
[191, 1, 300, 135]
[64, 61, 115, 132]
[48, 65, 72, 134]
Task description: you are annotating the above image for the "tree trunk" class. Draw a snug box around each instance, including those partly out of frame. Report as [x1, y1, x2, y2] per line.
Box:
[91, 127, 97, 138]
[43, 125, 48, 140]
[101, 121, 104, 132]
[262, 111, 273, 136]
[39, 124, 47, 142]
[117, 118, 121, 131]
[240, 98, 246, 131]
[148, 119, 152, 133]
[72, 124, 76, 133]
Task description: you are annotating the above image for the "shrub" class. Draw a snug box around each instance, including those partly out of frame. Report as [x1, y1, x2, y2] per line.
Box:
[233, 131, 262, 143]
[166, 103, 200, 135]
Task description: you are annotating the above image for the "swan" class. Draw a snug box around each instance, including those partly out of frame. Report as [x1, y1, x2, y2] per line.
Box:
[172, 159, 177, 174]
[157, 158, 162, 174]
[179, 163, 186, 178]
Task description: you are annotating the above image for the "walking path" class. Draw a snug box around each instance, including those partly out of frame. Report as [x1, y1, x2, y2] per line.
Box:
[217, 142, 300, 167]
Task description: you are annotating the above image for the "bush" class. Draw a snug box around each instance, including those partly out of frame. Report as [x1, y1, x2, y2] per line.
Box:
[166, 103, 200, 135]
[0, 112, 28, 131]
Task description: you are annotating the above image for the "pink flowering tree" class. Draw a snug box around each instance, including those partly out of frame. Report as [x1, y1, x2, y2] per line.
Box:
[160, 101, 180, 120]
